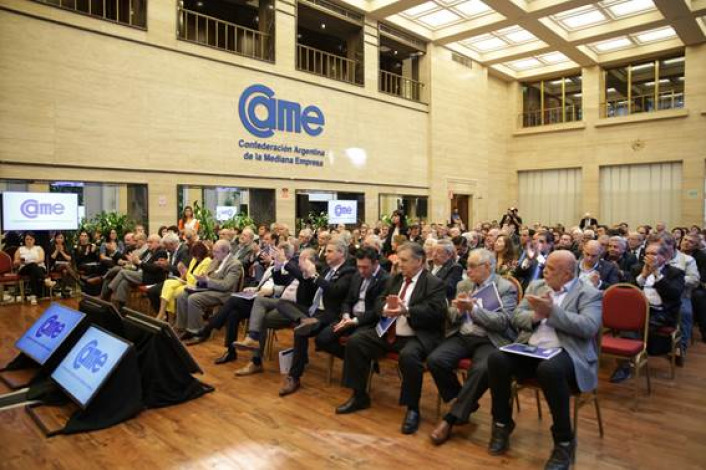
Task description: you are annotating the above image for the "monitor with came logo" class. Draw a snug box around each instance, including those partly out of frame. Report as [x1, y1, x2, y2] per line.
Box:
[14, 303, 86, 366]
[327, 200, 357, 225]
[51, 325, 132, 409]
[1, 191, 79, 231]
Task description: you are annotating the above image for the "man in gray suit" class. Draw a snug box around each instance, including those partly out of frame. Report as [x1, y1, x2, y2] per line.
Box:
[486, 250, 602, 470]
[428, 248, 518, 445]
[176, 240, 242, 337]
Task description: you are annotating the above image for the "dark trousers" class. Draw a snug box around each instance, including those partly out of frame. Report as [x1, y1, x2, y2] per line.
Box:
[19, 264, 46, 297]
[315, 323, 352, 359]
[427, 334, 495, 421]
[692, 288, 706, 336]
[488, 349, 576, 443]
[147, 282, 163, 312]
[342, 328, 428, 409]
[207, 296, 254, 353]
[276, 302, 327, 379]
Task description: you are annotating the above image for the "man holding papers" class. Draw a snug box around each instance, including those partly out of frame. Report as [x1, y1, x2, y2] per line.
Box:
[428, 248, 518, 445]
[336, 242, 447, 435]
[486, 250, 602, 470]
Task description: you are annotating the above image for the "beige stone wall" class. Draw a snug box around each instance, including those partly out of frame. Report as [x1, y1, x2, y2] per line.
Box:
[507, 44, 706, 227]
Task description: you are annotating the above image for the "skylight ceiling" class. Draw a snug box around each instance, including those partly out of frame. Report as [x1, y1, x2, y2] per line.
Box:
[348, 0, 706, 79]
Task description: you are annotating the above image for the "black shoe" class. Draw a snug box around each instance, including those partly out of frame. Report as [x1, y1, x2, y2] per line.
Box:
[294, 317, 320, 337]
[179, 331, 196, 341]
[488, 420, 515, 456]
[545, 439, 576, 470]
[401, 409, 421, 435]
[336, 393, 371, 414]
[214, 350, 237, 365]
[609, 365, 631, 383]
[675, 347, 685, 367]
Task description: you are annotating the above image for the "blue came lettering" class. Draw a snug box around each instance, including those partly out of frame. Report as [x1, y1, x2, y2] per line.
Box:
[35, 315, 65, 339]
[238, 84, 325, 138]
[73, 340, 108, 373]
[334, 205, 352, 217]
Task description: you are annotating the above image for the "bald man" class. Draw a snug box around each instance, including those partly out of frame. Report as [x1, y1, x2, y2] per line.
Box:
[577, 240, 619, 290]
[485, 250, 602, 470]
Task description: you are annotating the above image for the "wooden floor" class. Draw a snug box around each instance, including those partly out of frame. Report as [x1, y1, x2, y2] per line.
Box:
[0, 299, 704, 470]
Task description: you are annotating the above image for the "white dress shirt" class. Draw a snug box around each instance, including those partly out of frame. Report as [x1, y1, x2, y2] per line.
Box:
[394, 269, 423, 337]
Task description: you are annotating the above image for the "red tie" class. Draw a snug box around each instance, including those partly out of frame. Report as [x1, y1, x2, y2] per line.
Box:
[387, 277, 413, 344]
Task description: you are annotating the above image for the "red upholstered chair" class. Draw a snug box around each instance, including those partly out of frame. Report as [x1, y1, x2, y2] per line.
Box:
[0, 251, 24, 301]
[601, 283, 651, 400]
[653, 313, 682, 380]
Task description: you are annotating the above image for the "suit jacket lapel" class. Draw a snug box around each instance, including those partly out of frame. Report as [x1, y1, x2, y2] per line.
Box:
[560, 280, 581, 310]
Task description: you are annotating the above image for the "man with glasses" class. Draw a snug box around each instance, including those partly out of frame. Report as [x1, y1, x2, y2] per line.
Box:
[577, 240, 618, 290]
[428, 248, 518, 446]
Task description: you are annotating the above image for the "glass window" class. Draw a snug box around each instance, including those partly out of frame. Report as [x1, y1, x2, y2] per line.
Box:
[177, 185, 276, 226]
[35, 0, 147, 28]
[295, 190, 365, 229]
[378, 194, 428, 222]
[603, 54, 684, 117]
[520, 75, 582, 127]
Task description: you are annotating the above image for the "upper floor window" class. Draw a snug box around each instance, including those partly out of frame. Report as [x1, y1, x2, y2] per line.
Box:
[296, 0, 364, 86]
[603, 55, 684, 117]
[177, 0, 275, 62]
[521, 74, 582, 127]
[34, 0, 146, 28]
[378, 24, 426, 103]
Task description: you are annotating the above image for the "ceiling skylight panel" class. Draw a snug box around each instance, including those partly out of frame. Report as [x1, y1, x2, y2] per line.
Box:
[561, 9, 607, 29]
[508, 58, 542, 70]
[417, 9, 462, 27]
[470, 36, 508, 51]
[402, 2, 439, 18]
[634, 26, 677, 43]
[538, 52, 570, 64]
[503, 28, 537, 44]
[591, 36, 632, 52]
[453, 0, 492, 17]
[603, 0, 655, 18]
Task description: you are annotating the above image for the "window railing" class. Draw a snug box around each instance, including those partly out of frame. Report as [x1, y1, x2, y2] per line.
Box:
[177, 7, 272, 61]
[602, 90, 684, 117]
[32, 0, 146, 28]
[379, 70, 424, 102]
[296, 44, 362, 85]
[519, 105, 582, 128]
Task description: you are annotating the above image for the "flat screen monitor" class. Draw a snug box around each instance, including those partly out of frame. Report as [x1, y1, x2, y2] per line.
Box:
[327, 200, 357, 225]
[14, 303, 86, 366]
[216, 205, 237, 221]
[79, 294, 125, 337]
[1, 191, 79, 231]
[121, 307, 203, 374]
[51, 325, 131, 409]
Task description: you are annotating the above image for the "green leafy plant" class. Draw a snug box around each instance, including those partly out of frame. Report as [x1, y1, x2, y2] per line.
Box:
[221, 213, 255, 231]
[193, 200, 218, 241]
[90, 211, 135, 239]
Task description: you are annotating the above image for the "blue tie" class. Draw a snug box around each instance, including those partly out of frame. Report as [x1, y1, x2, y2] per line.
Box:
[309, 269, 335, 316]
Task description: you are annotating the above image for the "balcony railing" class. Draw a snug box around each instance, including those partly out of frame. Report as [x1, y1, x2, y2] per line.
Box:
[519, 105, 582, 128]
[33, 0, 146, 28]
[602, 90, 684, 117]
[178, 7, 272, 61]
[379, 70, 424, 102]
[296, 44, 362, 85]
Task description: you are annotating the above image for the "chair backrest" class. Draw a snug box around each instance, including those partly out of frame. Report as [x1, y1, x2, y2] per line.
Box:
[602, 283, 649, 331]
[504, 275, 523, 304]
[0, 251, 13, 275]
[236, 265, 245, 292]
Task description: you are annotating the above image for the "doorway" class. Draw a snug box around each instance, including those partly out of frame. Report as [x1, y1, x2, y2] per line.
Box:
[451, 194, 470, 229]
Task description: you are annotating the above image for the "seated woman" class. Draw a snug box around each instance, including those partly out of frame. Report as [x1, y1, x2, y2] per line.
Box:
[48, 232, 73, 299]
[387, 234, 408, 275]
[100, 229, 124, 258]
[99, 240, 123, 268]
[14, 232, 49, 305]
[73, 230, 102, 294]
[494, 233, 518, 276]
[156, 241, 211, 321]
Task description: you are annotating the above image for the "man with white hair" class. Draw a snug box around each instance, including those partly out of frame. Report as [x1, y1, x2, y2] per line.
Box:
[298, 228, 316, 251]
[429, 248, 518, 446]
[605, 236, 637, 283]
[231, 227, 256, 265]
[146, 232, 192, 312]
[430, 240, 464, 300]
[176, 240, 242, 338]
[101, 234, 169, 308]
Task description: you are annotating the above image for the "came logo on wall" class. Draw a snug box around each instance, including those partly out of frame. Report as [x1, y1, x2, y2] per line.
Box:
[238, 84, 325, 138]
[237, 84, 327, 168]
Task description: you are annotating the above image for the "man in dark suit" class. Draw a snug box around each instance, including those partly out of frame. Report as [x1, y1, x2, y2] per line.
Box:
[335, 242, 447, 435]
[578, 212, 598, 229]
[146, 232, 192, 312]
[430, 240, 464, 300]
[315, 247, 390, 360]
[277, 238, 356, 396]
[101, 234, 169, 308]
[514, 231, 554, 291]
[680, 234, 706, 341]
[428, 248, 518, 446]
[605, 236, 637, 283]
[611, 240, 685, 382]
[577, 240, 619, 290]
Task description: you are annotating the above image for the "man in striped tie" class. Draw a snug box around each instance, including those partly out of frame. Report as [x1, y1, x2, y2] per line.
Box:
[336, 242, 447, 435]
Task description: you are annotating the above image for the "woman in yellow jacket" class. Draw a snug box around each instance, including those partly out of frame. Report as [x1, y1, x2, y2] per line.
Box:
[156, 241, 211, 321]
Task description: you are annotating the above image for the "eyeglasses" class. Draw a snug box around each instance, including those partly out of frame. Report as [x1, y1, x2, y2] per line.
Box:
[467, 262, 489, 268]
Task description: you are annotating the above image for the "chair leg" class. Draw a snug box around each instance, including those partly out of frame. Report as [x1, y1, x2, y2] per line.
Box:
[594, 392, 604, 438]
[645, 359, 651, 395]
[366, 361, 374, 394]
[535, 389, 542, 420]
[326, 354, 335, 386]
[573, 396, 579, 438]
[436, 393, 442, 420]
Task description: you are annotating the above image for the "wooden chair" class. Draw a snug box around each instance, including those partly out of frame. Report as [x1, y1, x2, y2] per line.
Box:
[653, 310, 682, 380]
[601, 283, 651, 400]
[513, 328, 604, 438]
[503, 274, 524, 304]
